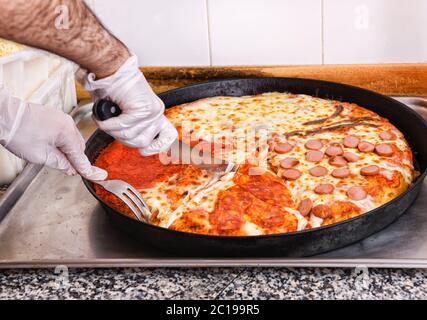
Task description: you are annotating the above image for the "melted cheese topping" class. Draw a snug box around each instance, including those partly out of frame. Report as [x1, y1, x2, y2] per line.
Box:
[163, 92, 414, 235]
[140, 170, 215, 224]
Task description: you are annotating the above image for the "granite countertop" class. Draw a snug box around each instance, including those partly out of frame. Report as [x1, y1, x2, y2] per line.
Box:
[1, 267, 426, 299]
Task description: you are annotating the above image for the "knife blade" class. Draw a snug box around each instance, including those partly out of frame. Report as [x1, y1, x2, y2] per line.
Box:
[166, 138, 234, 173]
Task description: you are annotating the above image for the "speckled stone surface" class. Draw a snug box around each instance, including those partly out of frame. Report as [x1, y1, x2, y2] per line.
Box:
[1, 268, 426, 300]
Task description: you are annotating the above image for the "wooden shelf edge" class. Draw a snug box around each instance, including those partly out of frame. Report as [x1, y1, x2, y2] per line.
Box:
[76, 63, 427, 101]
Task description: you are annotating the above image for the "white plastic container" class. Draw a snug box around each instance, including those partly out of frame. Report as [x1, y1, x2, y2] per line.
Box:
[0, 48, 77, 185]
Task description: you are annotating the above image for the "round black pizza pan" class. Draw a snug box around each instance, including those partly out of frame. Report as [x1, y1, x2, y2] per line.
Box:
[83, 77, 427, 257]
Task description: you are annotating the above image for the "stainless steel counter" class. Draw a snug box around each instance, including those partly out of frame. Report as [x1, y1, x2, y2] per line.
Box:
[0, 97, 426, 269]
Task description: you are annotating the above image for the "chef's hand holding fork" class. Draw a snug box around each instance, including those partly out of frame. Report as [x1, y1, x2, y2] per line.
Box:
[0, 87, 107, 180]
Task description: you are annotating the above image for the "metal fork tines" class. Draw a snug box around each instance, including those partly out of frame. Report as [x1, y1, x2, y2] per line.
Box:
[93, 180, 151, 222]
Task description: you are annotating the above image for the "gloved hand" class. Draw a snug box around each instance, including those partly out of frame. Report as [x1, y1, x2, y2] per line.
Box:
[0, 88, 107, 180]
[82, 54, 178, 155]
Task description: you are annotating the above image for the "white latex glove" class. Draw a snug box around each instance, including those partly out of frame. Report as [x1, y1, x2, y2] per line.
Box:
[82, 54, 178, 155]
[0, 88, 107, 180]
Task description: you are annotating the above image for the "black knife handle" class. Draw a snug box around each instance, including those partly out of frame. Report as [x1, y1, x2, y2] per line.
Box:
[92, 99, 122, 121]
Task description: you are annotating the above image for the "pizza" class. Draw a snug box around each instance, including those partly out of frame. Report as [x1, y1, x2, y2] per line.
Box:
[93, 92, 416, 236]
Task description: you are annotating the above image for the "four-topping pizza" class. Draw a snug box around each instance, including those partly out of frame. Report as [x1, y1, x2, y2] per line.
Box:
[94, 92, 416, 236]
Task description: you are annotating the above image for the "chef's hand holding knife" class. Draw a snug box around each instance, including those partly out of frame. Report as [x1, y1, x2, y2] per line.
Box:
[0, 0, 177, 179]
[82, 54, 178, 156]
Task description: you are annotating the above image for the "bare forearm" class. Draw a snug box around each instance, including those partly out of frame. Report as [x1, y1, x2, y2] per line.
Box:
[0, 0, 129, 78]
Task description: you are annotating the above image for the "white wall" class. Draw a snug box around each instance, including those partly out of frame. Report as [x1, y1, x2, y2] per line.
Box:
[87, 0, 427, 66]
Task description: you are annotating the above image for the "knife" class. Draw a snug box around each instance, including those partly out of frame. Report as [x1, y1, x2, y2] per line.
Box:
[92, 99, 235, 173]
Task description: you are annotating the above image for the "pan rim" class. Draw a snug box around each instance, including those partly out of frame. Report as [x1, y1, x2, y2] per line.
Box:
[83, 76, 427, 240]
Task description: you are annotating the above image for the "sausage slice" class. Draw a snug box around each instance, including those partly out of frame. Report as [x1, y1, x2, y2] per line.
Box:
[360, 165, 380, 176]
[305, 139, 323, 150]
[274, 143, 294, 154]
[331, 168, 350, 178]
[279, 157, 299, 169]
[329, 156, 348, 167]
[343, 135, 360, 148]
[379, 131, 397, 141]
[312, 204, 332, 218]
[309, 166, 328, 177]
[297, 198, 313, 217]
[358, 141, 375, 153]
[314, 183, 335, 194]
[325, 145, 344, 157]
[305, 150, 324, 162]
[375, 143, 394, 157]
[347, 186, 367, 200]
[343, 151, 359, 162]
[281, 169, 302, 180]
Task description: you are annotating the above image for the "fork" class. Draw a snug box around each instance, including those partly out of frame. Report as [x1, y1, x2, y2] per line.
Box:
[92, 179, 151, 222]
[91, 163, 237, 223]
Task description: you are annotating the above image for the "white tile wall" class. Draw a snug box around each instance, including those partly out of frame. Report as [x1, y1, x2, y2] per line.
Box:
[324, 0, 427, 64]
[91, 0, 210, 66]
[87, 0, 427, 66]
[208, 0, 322, 65]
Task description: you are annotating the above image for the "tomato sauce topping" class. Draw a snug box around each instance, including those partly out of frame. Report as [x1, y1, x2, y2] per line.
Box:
[94, 141, 184, 190]
[208, 166, 297, 235]
[246, 196, 289, 229]
[209, 186, 249, 235]
[233, 164, 294, 208]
